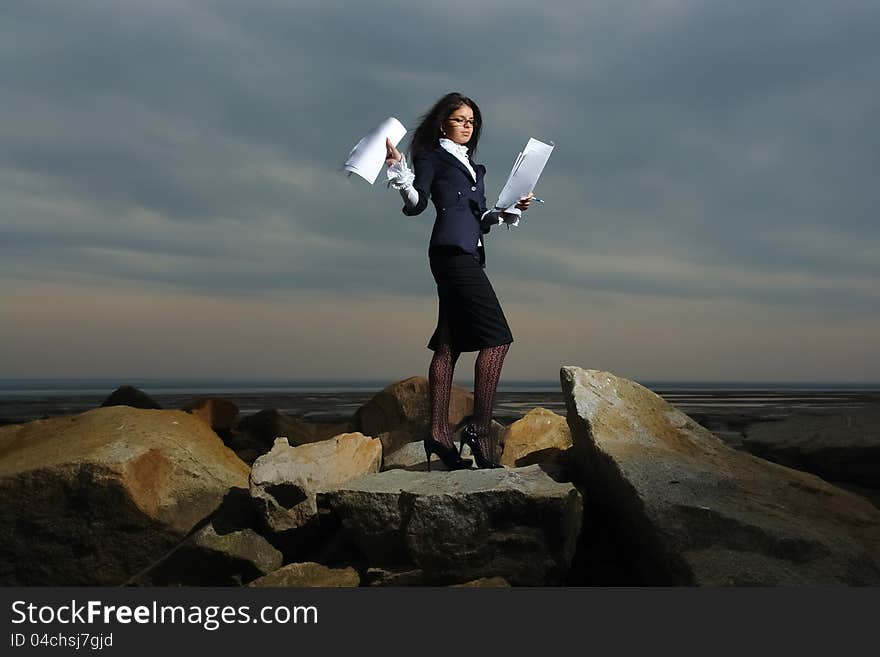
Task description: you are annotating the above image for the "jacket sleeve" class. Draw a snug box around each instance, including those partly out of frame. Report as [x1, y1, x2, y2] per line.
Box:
[479, 208, 503, 233]
[402, 152, 434, 217]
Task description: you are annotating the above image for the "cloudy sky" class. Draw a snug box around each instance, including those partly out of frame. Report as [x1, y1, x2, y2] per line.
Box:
[2, 0, 878, 384]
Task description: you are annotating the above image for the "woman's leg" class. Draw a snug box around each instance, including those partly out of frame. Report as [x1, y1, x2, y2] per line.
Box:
[471, 342, 511, 457]
[428, 334, 461, 449]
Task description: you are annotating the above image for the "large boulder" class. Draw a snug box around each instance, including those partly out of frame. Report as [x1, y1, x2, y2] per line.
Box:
[0, 406, 249, 585]
[250, 434, 382, 535]
[560, 366, 880, 586]
[352, 376, 473, 439]
[317, 465, 583, 585]
[741, 409, 880, 488]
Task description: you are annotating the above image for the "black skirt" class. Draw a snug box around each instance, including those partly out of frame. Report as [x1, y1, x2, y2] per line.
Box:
[427, 246, 514, 353]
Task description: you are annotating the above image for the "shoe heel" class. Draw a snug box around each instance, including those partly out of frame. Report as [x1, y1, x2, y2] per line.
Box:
[425, 443, 432, 472]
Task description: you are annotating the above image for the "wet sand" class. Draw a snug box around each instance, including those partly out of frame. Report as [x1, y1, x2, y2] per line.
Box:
[1, 388, 877, 451]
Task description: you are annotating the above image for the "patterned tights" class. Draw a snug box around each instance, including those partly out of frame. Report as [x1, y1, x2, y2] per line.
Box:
[471, 342, 510, 456]
[429, 328, 510, 455]
[428, 340, 460, 449]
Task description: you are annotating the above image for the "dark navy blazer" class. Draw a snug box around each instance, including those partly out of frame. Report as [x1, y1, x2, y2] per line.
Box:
[402, 146, 496, 267]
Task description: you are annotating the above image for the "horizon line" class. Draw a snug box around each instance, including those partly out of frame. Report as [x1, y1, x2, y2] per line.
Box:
[0, 376, 879, 386]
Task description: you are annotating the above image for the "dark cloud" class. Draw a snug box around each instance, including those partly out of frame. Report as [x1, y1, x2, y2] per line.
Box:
[1, 0, 878, 318]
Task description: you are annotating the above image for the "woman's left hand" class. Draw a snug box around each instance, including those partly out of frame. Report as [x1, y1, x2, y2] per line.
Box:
[515, 192, 535, 212]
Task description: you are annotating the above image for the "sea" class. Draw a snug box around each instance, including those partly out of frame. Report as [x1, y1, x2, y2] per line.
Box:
[1, 377, 878, 447]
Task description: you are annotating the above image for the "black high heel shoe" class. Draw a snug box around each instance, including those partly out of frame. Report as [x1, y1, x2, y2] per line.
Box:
[424, 435, 472, 471]
[456, 414, 475, 457]
[459, 421, 504, 469]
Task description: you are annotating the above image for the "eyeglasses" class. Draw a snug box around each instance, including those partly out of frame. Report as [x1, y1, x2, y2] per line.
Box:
[446, 117, 476, 127]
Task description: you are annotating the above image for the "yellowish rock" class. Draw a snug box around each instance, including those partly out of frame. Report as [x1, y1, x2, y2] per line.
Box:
[500, 407, 572, 467]
[451, 577, 510, 587]
[250, 433, 382, 532]
[186, 397, 239, 431]
[250, 562, 360, 587]
[0, 406, 249, 585]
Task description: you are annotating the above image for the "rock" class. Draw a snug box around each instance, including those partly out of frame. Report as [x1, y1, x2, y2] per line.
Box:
[184, 397, 239, 432]
[136, 523, 282, 586]
[250, 434, 382, 534]
[352, 376, 472, 439]
[100, 385, 161, 410]
[458, 421, 508, 463]
[239, 410, 350, 448]
[500, 407, 572, 479]
[382, 440, 452, 471]
[129, 488, 282, 586]
[249, 562, 360, 587]
[363, 566, 425, 586]
[451, 577, 510, 587]
[830, 481, 880, 511]
[560, 366, 880, 586]
[317, 465, 582, 585]
[228, 410, 351, 466]
[382, 420, 505, 472]
[0, 406, 249, 585]
[741, 409, 880, 487]
[375, 429, 418, 460]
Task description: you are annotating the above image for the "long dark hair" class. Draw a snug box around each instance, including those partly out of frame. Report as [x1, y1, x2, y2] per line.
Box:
[408, 92, 483, 160]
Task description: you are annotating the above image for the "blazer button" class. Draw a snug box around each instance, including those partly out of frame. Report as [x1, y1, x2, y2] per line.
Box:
[471, 186, 477, 191]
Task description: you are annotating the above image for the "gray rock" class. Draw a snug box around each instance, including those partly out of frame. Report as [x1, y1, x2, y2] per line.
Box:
[375, 429, 419, 462]
[382, 440, 451, 471]
[742, 409, 880, 487]
[133, 524, 283, 586]
[317, 465, 582, 585]
[129, 488, 283, 586]
[381, 420, 506, 472]
[560, 366, 880, 585]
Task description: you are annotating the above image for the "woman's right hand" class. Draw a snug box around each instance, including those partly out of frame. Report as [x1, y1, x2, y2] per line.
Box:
[385, 137, 402, 167]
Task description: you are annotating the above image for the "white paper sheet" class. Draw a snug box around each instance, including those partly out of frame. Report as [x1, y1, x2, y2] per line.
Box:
[494, 137, 554, 211]
[341, 117, 407, 185]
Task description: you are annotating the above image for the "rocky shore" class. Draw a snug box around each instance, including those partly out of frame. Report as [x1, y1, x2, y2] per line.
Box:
[1, 370, 878, 586]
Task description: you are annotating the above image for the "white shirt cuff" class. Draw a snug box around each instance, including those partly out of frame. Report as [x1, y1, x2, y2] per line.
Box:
[386, 154, 418, 209]
[498, 206, 521, 228]
[386, 154, 415, 189]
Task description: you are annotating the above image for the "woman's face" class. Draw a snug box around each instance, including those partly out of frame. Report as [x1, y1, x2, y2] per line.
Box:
[443, 104, 475, 146]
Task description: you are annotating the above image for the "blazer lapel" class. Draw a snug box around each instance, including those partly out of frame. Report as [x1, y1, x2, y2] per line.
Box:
[434, 147, 477, 182]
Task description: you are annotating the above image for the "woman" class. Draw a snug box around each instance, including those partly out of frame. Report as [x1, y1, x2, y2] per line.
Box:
[384, 92, 533, 470]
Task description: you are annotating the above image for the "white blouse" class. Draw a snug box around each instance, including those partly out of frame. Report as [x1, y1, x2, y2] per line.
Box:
[386, 138, 521, 248]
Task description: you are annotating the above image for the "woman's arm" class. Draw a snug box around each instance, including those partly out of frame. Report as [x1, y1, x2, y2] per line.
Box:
[479, 194, 535, 232]
[386, 155, 419, 209]
[385, 138, 433, 216]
